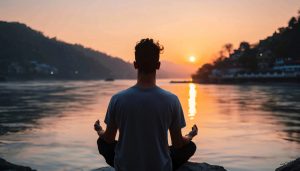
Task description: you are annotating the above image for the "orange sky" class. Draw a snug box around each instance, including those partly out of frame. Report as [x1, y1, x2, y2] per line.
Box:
[0, 0, 299, 69]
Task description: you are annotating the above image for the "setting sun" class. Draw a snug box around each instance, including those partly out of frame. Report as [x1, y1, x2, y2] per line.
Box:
[188, 56, 196, 63]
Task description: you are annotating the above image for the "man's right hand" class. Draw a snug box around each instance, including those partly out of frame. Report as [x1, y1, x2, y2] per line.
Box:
[94, 120, 106, 137]
[94, 120, 103, 133]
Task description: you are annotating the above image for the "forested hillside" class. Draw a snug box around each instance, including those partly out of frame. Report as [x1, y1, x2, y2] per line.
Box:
[0, 21, 136, 80]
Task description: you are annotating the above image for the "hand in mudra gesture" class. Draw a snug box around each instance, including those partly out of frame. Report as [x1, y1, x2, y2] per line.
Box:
[94, 120, 103, 136]
[188, 124, 198, 138]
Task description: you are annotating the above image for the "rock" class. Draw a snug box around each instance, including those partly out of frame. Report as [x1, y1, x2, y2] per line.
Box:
[92, 167, 114, 171]
[92, 162, 227, 171]
[276, 157, 300, 171]
[0, 158, 36, 171]
[177, 162, 227, 171]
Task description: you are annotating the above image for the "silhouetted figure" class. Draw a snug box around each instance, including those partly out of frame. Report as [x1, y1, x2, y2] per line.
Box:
[94, 38, 198, 171]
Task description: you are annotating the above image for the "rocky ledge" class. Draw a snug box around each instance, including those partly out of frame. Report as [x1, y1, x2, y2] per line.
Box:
[0, 158, 36, 171]
[92, 162, 227, 171]
[275, 157, 300, 171]
[2, 157, 300, 171]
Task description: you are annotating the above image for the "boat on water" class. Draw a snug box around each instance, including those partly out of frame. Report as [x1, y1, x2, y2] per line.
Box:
[104, 78, 115, 81]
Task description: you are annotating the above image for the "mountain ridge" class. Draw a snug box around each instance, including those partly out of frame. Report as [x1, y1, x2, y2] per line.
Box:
[0, 21, 195, 80]
[0, 21, 134, 80]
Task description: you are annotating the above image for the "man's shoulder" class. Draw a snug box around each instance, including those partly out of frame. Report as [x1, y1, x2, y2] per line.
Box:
[156, 87, 178, 99]
[111, 86, 135, 99]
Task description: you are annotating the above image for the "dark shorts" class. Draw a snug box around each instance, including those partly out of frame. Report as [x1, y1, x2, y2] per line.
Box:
[97, 137, 196, 171]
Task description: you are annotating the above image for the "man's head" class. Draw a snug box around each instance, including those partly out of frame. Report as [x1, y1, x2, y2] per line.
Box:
[134, 38, 164, 74]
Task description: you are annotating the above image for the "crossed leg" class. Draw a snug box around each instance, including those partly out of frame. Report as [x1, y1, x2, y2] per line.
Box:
[97, 137, 196, 170]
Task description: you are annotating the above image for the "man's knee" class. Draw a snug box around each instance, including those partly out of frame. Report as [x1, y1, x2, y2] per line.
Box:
[96, 137, 116, 167]
[179, 141, 196, 158]
[97, 137, 101, 146]
[97, 137, 113, 154]
[170, 141, 197, 170]
[188, 141, 197, 155]
[97, 137, 105, 155]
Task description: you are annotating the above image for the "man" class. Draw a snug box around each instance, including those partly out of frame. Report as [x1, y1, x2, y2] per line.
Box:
[94, 38, 198, 171]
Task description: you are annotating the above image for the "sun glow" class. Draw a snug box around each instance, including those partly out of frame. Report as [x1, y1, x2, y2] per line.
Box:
[188, 56, 196, 63]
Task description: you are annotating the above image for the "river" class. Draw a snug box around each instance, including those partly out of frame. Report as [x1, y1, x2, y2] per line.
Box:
[0, 80, 299, 171]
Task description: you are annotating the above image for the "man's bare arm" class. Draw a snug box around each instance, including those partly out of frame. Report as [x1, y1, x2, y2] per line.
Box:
[170, 124, 198, 149]
[94, 120, 117, 143]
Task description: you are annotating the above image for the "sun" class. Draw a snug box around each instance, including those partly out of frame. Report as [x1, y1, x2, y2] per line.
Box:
[188, 56, 196, 63]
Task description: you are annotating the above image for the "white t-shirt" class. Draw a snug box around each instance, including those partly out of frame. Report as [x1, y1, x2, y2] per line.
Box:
[104, 85, 186, 171]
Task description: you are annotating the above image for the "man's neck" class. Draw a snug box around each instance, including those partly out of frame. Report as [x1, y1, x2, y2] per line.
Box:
[136, 72, 157, 88]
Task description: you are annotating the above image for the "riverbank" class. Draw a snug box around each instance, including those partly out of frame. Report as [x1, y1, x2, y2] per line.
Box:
[192, 77, 300, 84]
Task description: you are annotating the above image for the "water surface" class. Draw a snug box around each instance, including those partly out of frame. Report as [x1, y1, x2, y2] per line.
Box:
[0, 80, 299, 171]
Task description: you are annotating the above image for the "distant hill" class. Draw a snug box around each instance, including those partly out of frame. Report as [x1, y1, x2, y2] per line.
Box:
[0, 21, 136, 80]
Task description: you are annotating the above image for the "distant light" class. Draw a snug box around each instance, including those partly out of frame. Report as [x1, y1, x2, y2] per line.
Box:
[260, 53, 263, 56]
[50, 71, 54, 75]
[74, 71, 79, 74]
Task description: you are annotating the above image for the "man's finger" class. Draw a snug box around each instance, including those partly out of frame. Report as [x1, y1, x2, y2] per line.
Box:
[190, 125, 198, 136]
[94, 120, 102, 131]
[94, 120, 101, 127]
[193, 125, 198, 131]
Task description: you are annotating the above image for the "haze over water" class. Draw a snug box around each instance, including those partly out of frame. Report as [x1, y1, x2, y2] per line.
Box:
[0, 80, 299, 171]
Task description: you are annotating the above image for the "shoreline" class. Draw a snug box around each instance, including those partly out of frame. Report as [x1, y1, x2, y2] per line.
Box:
[170, 80, 300, 85]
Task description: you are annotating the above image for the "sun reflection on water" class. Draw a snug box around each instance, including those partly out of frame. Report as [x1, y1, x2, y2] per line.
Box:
[188, 83, 197, 120]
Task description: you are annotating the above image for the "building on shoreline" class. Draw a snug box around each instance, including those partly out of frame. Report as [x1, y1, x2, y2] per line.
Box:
[193, 59, 300, 83]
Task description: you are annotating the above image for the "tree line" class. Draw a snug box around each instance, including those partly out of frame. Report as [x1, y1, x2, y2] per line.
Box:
[192, 10, 300, 82]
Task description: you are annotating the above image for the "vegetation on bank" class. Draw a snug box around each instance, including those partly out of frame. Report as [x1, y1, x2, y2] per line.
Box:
[192, 11, 300, 83]
[0, 21, 136, 80]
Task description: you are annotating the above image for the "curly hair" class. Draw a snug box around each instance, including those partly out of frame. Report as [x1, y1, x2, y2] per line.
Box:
[135, 38, 164, 74]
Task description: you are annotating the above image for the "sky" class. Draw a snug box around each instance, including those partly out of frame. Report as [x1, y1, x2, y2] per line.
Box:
[0, 0, 299, 69]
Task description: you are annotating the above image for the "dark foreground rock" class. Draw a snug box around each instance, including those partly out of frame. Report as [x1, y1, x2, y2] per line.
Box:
[0, 158, 35, 171]
[276, 157, 300, 171]
[2, 157, 299, 171]
[176, 162, 227, 171]
[92, 162, 227, 171]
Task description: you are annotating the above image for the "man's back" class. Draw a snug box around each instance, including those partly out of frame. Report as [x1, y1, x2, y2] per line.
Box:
[104, 85, 185, 171]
